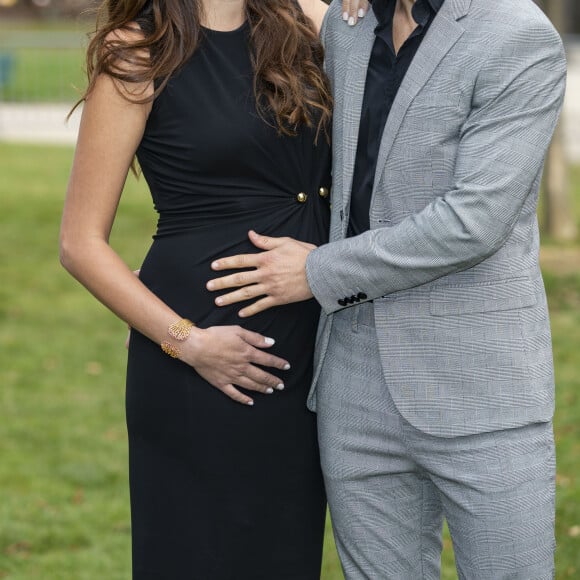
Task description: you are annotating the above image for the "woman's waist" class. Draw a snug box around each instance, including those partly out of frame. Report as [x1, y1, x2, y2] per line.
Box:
[153, 197, 329, 240]
[138, 247, 321, 335]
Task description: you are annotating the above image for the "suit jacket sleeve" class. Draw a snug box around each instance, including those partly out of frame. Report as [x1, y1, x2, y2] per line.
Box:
[306, 17, 567, 315]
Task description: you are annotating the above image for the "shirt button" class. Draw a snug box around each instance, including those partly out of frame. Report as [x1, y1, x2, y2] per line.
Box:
[296, 192, 308, 203]
[318, 187, 329, 199]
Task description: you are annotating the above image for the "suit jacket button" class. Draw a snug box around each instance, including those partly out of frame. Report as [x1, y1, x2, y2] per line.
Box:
[338, 299, 346, 306]
[296, 192, 308, 203]
[318, 187, 330, 199]
[358, 292, 368, 300]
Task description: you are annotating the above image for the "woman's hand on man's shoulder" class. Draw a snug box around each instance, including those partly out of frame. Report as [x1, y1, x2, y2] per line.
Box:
[298, 0, 368, 35]
[341, 0, 369, 27]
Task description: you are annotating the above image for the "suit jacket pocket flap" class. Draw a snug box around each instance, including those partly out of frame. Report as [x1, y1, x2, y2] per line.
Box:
[429, 277, 537, 316]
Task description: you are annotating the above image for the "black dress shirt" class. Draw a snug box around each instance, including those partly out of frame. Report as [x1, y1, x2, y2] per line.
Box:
[348, 0, 444, 236]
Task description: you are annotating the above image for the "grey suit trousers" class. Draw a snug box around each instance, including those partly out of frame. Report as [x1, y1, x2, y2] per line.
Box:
[317, 302, 556, 580]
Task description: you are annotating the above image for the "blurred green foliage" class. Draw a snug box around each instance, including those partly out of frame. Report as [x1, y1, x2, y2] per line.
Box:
[0, 48, 85, 102]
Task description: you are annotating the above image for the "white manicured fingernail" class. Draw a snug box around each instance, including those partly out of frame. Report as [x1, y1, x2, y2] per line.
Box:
[348, 16, 355, 26]
[247, 400, 254, 406]
[265, 337, 275, 346]
[276, 384, 285, 391]
[266, 388, 274, 394]
[358, 8, 365, 17]
[283, 363, 291, 371]
[342, 11, 349, 21]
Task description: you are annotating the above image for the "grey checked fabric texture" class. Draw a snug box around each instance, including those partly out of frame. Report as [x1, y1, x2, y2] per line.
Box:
[317, 304, 556, 579]
[305, 0, 567, 438]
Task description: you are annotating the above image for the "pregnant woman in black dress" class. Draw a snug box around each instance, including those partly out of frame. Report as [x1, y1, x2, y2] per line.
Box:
[59, 0, 357, 578]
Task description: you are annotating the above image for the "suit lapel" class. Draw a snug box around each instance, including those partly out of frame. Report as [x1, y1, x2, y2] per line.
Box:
[340, 13, 376, 231]
[371, 0, 471, 197]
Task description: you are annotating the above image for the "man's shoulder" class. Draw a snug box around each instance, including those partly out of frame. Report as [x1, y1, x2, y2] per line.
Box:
[322, 0, 376, 62]
[460, 0, 564, 69]
[324, 0, 343, 23]
[468, 0, 559, 37]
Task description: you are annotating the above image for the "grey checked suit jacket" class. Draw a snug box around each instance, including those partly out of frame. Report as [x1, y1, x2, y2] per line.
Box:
[305, 0, 567, 438]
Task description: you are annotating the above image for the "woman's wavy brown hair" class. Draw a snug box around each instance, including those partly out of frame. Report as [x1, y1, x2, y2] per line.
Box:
[80, 0, 332, 140]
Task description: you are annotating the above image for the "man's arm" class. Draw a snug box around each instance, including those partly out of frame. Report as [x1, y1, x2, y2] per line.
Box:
[306, 19, 566, 313]
[208, 14, 566, 318]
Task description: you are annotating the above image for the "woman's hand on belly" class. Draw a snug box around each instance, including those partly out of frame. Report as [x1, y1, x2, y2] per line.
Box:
[182, 325, 290, 406]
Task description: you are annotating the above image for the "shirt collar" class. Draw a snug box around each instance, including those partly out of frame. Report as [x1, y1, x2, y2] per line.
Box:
[372, 0, 444, 29]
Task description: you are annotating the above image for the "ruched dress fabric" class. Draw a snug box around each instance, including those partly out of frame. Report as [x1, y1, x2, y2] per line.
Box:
[126, 21, 330, 580]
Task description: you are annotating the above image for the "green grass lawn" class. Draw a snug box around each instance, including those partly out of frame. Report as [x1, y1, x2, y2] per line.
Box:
[0, 143, 579, 579]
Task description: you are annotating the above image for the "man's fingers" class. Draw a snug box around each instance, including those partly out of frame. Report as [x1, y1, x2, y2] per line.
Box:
[210, 232, 284, 273]
[207, 270, 260, 292]
[214, 284, 265, 307]
[238, 296, 278, 319]
[211, 253, 259, 272]
[220, 384, 254, 406]
[248, 230, 283, 250]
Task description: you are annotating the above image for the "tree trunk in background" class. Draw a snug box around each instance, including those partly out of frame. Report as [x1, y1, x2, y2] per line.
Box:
[540, 0, 577, 241]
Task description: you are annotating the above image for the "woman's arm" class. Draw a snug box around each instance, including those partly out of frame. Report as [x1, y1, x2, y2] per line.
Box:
[298, 0, 329, 34]
[60, 34, 289, 406]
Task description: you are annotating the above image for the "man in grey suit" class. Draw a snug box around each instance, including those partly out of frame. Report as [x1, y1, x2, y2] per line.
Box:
[208, 0, 567, 576]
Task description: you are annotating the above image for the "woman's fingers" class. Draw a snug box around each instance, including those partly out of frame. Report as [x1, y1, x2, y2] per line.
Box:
[220, 384, 255, 406]
[236, 368, 284, 394]
[341, 0, 367, 26]
[240, 330, 289, 363]
[187, 326, 292, 405]
[216, 364, 284, 406]
[251, 349, 291, 372]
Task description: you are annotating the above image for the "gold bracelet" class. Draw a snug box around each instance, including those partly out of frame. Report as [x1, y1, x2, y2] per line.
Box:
[161, 341, 181, 359]
[167, 318, 195, 341]
[160, 318, 195, 358]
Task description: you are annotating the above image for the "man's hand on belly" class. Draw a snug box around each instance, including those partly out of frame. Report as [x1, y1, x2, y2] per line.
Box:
[207, 230, 315, 317]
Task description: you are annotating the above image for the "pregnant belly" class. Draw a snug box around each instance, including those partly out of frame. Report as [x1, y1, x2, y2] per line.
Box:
[138, 226, 322, 352]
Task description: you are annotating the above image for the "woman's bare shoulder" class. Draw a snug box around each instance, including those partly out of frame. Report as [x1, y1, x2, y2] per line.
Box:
[99, 23, 153, 102]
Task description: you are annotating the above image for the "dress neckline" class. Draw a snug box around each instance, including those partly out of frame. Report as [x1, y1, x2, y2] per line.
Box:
[201, 20, 249, 36]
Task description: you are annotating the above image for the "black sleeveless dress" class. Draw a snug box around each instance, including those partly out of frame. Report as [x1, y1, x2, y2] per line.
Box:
[126, 21, 331, 580]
